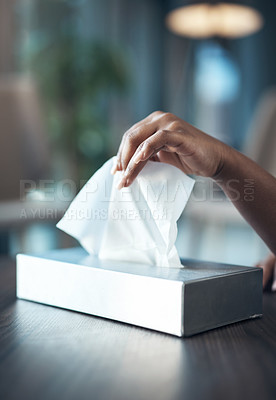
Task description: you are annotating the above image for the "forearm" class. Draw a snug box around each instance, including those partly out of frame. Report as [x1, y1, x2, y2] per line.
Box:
[214, 146, 276, 254]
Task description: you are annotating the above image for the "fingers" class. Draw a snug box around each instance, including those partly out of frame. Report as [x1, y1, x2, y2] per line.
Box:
[261, 264, 273, 288]
[260, 258, 275, 289]
[111, 111, 164, 175]
[117, 129, 183, 188]
[272, 264, 276, 291]
[111, 134, 127, 174]
[120, 123, 156, 171]
[117, 160, 147, 189]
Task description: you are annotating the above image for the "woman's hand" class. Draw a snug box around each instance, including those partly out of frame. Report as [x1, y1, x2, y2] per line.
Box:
[257, 253, 276, 291]
[112, 111, 229, 189]
[112, 110, 276, 255]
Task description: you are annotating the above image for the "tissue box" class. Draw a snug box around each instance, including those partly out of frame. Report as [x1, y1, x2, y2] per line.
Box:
[16, 247, 262, 337]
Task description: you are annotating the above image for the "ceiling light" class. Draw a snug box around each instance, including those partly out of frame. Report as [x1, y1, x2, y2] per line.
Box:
[166, 3, 264, 39]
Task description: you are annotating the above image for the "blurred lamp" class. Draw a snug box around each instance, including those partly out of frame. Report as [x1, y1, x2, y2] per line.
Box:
[166, 2, 264, 38]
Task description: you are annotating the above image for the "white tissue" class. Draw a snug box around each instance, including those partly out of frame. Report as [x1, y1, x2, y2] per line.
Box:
[57, 157, 194, 268]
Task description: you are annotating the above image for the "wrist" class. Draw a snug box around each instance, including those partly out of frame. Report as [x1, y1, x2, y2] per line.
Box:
[212, 143, 235, 181]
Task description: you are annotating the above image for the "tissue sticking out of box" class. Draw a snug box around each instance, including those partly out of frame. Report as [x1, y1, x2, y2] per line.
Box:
[57, 157, 194, 268]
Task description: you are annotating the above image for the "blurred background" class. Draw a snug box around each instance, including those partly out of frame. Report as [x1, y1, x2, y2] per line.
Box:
[0, 0, 275, 265]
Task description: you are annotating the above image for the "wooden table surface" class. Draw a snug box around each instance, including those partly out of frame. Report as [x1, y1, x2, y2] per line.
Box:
[0, 258, 275, 400]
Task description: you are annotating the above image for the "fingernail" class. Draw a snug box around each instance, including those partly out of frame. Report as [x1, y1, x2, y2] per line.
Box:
[117, 178, 125, 190]
[133, 152, 142, 164]
[111, 164, 117, 175]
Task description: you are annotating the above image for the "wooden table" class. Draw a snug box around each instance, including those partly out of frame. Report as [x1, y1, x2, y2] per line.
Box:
[0, 258, 275, 400]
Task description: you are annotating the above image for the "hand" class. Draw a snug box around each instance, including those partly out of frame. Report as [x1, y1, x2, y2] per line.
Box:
[256, 253, 276, 291]
[111, 111, 276, 256]
[111, 111, 229, 189]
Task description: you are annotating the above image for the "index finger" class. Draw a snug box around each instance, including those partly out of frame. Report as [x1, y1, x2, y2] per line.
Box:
[111, 111, 164, 174]
[118, 129, 183, 188]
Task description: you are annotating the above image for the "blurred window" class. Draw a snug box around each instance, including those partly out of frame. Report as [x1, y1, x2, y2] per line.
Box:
[193, 41, 240, 144]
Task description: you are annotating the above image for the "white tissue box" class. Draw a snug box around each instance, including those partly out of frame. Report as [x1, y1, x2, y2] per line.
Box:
[16, 247, 262, 337]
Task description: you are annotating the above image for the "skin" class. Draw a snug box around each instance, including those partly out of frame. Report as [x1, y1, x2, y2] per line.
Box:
[256, 253, 276, 291]
[112, 111, 276, 277]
